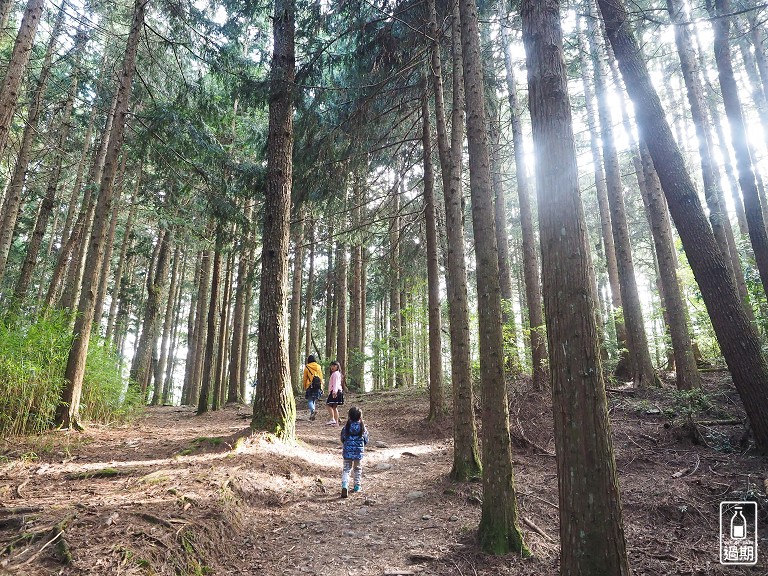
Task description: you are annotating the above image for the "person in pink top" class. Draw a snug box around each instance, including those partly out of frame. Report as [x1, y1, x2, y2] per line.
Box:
[325, 360, 344, 425]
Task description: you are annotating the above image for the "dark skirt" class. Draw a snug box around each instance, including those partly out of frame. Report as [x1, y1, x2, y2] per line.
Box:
[326, 391, 344, 406]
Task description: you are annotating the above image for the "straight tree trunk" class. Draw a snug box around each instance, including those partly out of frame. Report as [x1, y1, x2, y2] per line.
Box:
[420, 75, 445, 421]
[388, 189, 402, 388]
[288, 212, 305, 394]
[152, 243, 180, 405]
[55, 0, 148, 429]
[598, 0, 768, 454]
[11, 28, 82, 305]
[427, 0, 481, 479]
[335, 239, 348, 380]
[251, 0, 296, 439]
[709, 0, 768, 301]
[638, 144, 701, 390]
[348, 178, 364, 390]
[304, 217, 315, 359]
[213, 249, 234, 410]
[198, 234, 222, 415]
[522, 1, 631, 573]
[499, 9, 547, 388]
[0, 3, 64, 285]
[458, 0, 528, 555]
[105, 176, 139, 344]
[324, 225, 335, 360]
[0, 0, 44, 159]
[131, 228, 172, 399]
[587, 13, 657, 387]
[162, 248, 185, 405]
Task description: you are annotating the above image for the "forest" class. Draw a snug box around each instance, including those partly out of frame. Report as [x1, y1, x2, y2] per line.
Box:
[0, 0, 768, 573]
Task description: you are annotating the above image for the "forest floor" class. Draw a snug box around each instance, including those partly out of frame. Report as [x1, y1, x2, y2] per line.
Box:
[0, 373, 767, 575]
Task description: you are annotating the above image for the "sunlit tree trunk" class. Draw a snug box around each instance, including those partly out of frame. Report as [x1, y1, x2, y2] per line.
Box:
[599, 0, 768, 454]
[459, 0, 527, 555]
[499, 8, 547, 388]
[0, 4, 64, 286]
[427, 0, 481, 479]
[0, 0, 44, 159]
[11, 26, 82, 305]
[587, 12, 657, 387]
[153, 244, 180, 405]
[198, 231, 222, 415]
[348, 177, 364, 390]
[252, 0, 296, 439]
[55, 0, 147, 429]
[709, 0, 768, 301]
[523, 1, 630, 572]
[131, 228, 172, 399]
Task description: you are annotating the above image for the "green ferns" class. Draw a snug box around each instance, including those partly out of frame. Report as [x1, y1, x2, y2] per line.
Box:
[0, 312, 140, 437]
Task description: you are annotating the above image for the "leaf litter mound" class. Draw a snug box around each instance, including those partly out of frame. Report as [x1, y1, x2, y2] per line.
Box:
[0, 374, 766, 575]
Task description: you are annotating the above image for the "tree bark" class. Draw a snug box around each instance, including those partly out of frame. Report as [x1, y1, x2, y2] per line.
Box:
[522, 1, 631, 573]
[499, 8, 547, 388]
[11, 25, 83, 306]
[458, 0, 527, 555]
[0, 4, 64, 286]
[709, 0, 768, 302]
[152, 243, 180, 405]
[0, 0, 44, 159]
[56, 0, 148, 429]
[288, 212, 305, 394]
[598, 0, 768, 454]
[251, 0, 296, 439]
[427, 0, 481, 479]
[420, 74, 445, 421]
[198, 233, 222, 415]
[348, 177, 364, 390]
[586, 12, 657, 387]
[131, 228, 172, 400]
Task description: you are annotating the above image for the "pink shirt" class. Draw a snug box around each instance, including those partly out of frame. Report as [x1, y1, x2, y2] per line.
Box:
[328, 371, 342, 394]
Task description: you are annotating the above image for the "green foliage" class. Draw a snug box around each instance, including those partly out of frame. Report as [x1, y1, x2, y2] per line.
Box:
[0, 311, 71, 436]
[0, 312, 140, 437]
[81, 341, 142, 425]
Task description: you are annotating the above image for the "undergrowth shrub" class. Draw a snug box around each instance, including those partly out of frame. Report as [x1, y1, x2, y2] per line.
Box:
[0, 312, 140, 437]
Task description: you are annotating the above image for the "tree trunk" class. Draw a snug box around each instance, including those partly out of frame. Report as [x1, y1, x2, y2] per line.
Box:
[11, 26, 82, 306]
[288, 212, 305, 394]
[459, 0, 528, 555]
[213, 249, 234, 410]
[105, 175, 140, 344]
[709, 0, 768, 301]
[198, 233, 222, 415]
[0, 3, 64, 286]
[92, 155, 128, 330]
[335, 238, 348, 381]
[348, 177, 364, 390]
[251, 0, 296, 439]
[499, 9, 547, 388]
[522, 1, 631, 573]
[421, 74, 445, 421]
[388, 188, 401, 388]
[598, 0, 768, 454]
[428, 0, 481, 479]
[162, 248, 185, 405]
[131, 228, 172, 400]
[638, 143, 701, 390]
[56, 0, 147, 429]
[587, 12, 657, 387]
[152, 243, 180, 405]
[0, 0, 44, 159]
[304, 216, 315, 359]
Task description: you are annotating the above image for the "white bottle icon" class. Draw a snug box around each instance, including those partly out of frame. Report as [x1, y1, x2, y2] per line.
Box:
[731, 506, 747, 540]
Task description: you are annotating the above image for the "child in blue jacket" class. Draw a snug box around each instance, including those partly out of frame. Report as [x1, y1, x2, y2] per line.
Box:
[340, 406, 369, 498]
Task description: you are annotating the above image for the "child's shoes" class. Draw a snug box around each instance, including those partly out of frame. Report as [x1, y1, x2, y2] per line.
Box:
[341, 485, 348, 498]
[326, 420, 337, 425]
[352, 485, 361, 493]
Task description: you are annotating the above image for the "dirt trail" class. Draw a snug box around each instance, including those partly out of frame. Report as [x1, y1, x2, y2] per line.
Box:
[1, 381, 767, 575]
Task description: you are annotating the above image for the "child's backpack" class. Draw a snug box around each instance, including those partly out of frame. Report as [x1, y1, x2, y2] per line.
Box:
[309, 375, 322, 391]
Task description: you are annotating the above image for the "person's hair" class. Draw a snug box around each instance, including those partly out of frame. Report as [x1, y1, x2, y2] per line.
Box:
[330, 360, 341, 370]
[344, 406, 365, 436]
[348, 406, 361, 422]
[306, 354, 316, 364]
